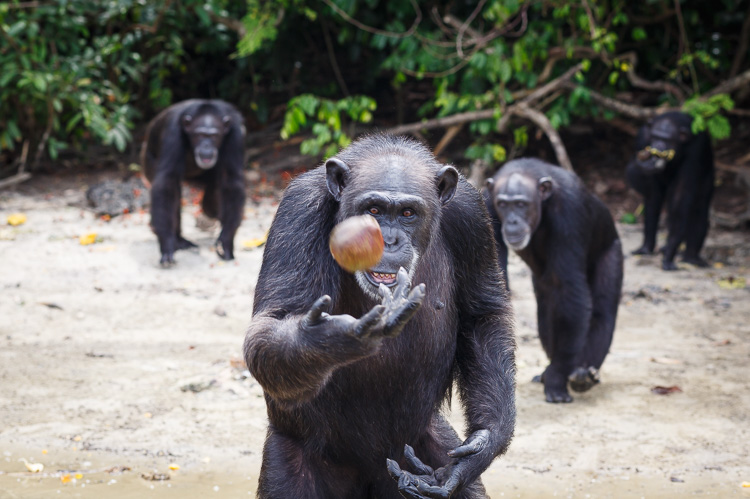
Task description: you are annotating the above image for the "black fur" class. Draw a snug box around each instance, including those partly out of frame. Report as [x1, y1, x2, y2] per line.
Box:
[244, 134, 516, 498]
[484, 158, 623, 403]
[141, 99, 246, 266]
[626, 111, 715, 270]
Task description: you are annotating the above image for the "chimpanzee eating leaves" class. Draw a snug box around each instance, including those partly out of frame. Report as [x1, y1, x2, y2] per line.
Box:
[626, 111, 715, 270]
[484, 158, 623, 403]
[244, 134, 516, 498]
[141, 99, 246, 267]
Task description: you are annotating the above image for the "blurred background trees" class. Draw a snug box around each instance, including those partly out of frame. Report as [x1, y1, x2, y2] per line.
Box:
[1, 0, 748, 180]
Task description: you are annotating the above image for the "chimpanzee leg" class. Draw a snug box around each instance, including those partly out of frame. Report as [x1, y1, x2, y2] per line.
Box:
[627, 162, 662, 255]
[258, 429, 363, 498]
[636, 185, 664, 255]
[150, 175, 180, 266]
[174, 193, 197, 250]
[216, 171, 246, 260]
[570, 240, 623, 392]
[662, 187, 693, 271]
[201, 184, 220, 219]
[682, 183, 713, 267]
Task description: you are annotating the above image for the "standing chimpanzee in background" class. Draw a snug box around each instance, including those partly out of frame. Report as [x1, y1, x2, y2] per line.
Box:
[141, 99, 246, 267]
[244, 134, 516, 498]
[484, 158, 623, 403]
[626, 111, 715, 270]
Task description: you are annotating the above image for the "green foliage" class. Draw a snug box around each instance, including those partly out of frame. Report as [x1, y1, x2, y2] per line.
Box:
[281, 94, 376, 157]
[682, 94, 734, 140]
[465, 143, 507, 164]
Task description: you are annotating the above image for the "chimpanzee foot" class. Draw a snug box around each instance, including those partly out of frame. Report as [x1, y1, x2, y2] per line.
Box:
[569, 366, 600, 393]
[215, 240, 234, 260]
[544, 386, 573, 404]
[661, 259, 679, 271]
[177, 236, 198, 251]
[159, 253, 176, 268]
[632, 245, 654, 255]
[682, 255, 709, 268]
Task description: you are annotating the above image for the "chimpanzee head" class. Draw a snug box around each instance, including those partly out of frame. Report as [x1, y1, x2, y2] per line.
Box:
[635, 115, 691, 174]
[181, 111, 232, 169]
[325, 135, 458, 298]
[486, 172, 552, 251]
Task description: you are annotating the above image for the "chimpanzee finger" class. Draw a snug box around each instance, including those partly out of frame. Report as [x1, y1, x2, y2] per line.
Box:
[354, 304, 386, 338]
[403, 445, 434, 476]
[416, 482, 452, 499]
[302, 295, 332, 327]
[394, 268, 412, 301]
[447, 429, 490, 458]
[384, 294, 424, 336]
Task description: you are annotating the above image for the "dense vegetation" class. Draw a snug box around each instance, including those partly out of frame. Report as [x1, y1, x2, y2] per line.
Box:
[1, 0, 748, 178]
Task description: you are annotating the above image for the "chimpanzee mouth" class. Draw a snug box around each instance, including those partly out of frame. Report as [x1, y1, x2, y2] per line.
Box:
[503, 233, 531, 251]
[365, 270, 399, 287]
[195, 154, 217, 169]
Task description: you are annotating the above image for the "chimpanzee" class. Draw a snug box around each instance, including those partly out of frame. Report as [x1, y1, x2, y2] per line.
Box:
[141, 99, 246, 267]
[484, 158, 623, 403]
[626, 111, 715, 270]
[244, 134, 516, 498]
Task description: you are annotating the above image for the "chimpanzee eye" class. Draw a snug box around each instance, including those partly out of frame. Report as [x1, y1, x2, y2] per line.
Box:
[368, 206, 380, 215]
[402, 209, 414, 218]
[515, 201, 525, 209]
[498, 201, 507, 209]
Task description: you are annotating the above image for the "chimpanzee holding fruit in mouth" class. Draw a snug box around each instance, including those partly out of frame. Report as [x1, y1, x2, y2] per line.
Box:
[244, 134, 516, 498]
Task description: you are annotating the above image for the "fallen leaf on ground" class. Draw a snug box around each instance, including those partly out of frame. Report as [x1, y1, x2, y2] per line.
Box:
[7, 213, 26, 226]
[651, 385, 682, 395]
[20, 458, 43, 473]
[60, 474, 71, 484]
[713, 339, 731, 346]
[741, 481, 750, 488]
[79, 233, 98, 245]
[141, 472, 170, 481]
[169, 464, 180, 471]
[717, 276, 746, 289]
[242, 235, 268, 250]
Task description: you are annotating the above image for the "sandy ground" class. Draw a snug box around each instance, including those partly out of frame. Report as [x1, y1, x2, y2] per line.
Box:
[0, 172, 749, 498]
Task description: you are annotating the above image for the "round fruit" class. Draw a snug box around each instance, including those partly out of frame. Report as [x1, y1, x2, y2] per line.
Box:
[329, 215, 384, 273]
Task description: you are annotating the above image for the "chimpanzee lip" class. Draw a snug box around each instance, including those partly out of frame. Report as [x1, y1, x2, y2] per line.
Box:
[365, 270, 398, 287]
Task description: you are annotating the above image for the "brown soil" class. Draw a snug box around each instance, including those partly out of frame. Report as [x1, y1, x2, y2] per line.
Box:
[0, 170, 749, 498]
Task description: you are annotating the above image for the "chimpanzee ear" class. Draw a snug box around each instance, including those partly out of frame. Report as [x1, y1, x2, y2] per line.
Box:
[484, 177, 495, 191]
[222, 116, 232, 135]
[436, 166, 458, 205]
[181, 114, 193, 130]
[538, 176, 553, 201]
[325, 158, 350, 202]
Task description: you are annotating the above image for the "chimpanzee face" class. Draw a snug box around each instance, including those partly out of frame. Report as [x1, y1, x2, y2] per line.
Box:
[182, 112, 231, 169]
[487, 172, 552, 251]
[326, 154, 457, 298]
[635, 116, 690, 174]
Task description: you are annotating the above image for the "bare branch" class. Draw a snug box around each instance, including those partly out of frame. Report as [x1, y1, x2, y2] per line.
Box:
[510, 104, 573, 172]
[703, 68, 750, 98]
[730, 1, 750, 78]
[322, 0, 422, 38]
[0, 172, 32, 190]
[562, 81, 662, 119]
[433, 125, 463, 156]
[455, 0, 487, 58]
[321, 17, 349, 97]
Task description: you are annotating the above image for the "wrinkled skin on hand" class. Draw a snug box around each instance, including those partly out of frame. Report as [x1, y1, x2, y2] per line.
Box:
[387, 430, 491, 499]
[301, 268, 426, 348]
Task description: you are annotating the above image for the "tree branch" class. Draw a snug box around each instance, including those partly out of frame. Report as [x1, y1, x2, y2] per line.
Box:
[703, 68, 750, 98]
[323, 0, 422, 38]
[731, 2, 750, 79]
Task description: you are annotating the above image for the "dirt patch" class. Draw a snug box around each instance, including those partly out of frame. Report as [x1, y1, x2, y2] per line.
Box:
[1, 172, 749, 498]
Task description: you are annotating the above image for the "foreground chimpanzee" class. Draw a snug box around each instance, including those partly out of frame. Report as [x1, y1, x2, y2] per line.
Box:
[141, 99, 246, 266]
[626, 111, 715, 270]
[484, 158, 623, 403]
[244, 134, 516, 498]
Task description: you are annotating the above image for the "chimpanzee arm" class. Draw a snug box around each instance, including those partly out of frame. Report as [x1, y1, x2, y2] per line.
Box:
[215, 124, 246, 260]
[149, 124, 186, 266]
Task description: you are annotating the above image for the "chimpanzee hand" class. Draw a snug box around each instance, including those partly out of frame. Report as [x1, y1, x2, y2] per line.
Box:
[215, 238, 234, 260]
[387, 430, 492, 499]
[301, 268, 425, 347]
